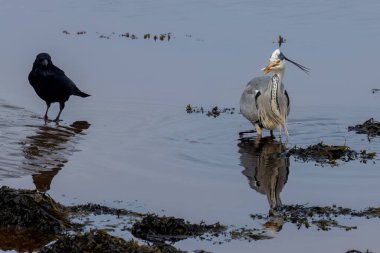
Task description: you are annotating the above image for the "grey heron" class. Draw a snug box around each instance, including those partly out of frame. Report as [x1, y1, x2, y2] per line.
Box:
[240, 49, 309, 137]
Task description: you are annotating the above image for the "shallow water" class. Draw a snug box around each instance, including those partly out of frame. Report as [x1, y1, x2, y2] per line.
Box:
[1, 0, 380, 252]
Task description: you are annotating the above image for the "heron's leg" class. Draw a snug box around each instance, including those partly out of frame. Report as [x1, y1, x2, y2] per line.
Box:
[54, 102, 65, 122]
[44, 102, 51, 121]
[255, 124, 262, 136]
[238, 129, 256, 137]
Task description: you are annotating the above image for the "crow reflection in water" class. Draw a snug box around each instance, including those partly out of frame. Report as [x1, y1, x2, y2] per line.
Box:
[21, 121, 90, 192]
[28, 53, 90, 122]
[238, 137, 289, 210]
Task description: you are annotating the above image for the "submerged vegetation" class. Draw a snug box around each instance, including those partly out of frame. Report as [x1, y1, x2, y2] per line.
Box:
[0, 186, 70, 233]
[348, 118, 380, 137]
[62, 30, 176, 42]
[131, 214, 226, 243]
[186, 104, 235, 117]
[228, 228, 272, 242]
[287, 142, 376, 166]
[1, 185, 380, 252]
[251, 204, 380, 232]
[39, 230, 163, 253]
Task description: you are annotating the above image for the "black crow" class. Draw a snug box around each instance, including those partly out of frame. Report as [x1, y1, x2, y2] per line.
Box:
[28, 53, 90, 122]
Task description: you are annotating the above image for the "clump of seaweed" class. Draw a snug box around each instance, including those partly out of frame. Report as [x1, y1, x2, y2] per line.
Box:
[346, 250, 374, 253]
[39, 230, 163, 253]
[0, 228, 57, 252]
[287, 142, 376, 166]
[206, 106, 221, 117]
[186, 104, 204, 114]
[69, 120, 91, 133]
[251, 204, 358, 231]
[372, 88, 380, 94]
[206, 107, 235, 117]
[4, 185, 380, 252]
[0, 186, 70, 233]
[131, 214, 226, 243]
[228, 228, 272, 242]
[348, 118, 380, 137]
[69, 203, 143, 217]
[120, 32, 172, 42]
[358, 207, 380, 218]
[62, 30, 174, 42]
[185, 104, 235, 117]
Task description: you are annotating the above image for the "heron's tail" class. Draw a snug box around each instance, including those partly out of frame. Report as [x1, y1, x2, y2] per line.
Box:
[73, 90, 91, 98]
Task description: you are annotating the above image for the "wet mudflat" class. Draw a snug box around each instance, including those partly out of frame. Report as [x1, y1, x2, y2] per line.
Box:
[1, 0, 380, 252]
[1, 100, 380, 253]
[2, 185, 380, 252]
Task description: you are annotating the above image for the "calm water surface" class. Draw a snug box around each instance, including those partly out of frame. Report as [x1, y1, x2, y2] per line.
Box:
[0, 0, 380, 252]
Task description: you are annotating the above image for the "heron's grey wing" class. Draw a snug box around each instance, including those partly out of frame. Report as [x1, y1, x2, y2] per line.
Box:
[245, 76, 271, 92]
[276, 82, 290, 116]
[240, 76, 271, 124]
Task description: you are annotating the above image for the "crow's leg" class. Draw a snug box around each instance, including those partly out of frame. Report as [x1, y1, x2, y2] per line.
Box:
[44, 102, 51, 121]
[54, 102, 65, 122]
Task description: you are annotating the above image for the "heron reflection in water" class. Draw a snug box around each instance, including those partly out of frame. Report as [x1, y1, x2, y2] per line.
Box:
[238, 136, 289, 232]
[21, 121, 90, 192]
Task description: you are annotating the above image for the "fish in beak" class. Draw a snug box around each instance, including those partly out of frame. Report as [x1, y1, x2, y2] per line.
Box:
[262, 61, 280, 75]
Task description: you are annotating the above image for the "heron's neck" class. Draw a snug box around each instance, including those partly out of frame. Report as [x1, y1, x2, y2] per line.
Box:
[271, 69, 284, 85]
[270, 70, 284, 114]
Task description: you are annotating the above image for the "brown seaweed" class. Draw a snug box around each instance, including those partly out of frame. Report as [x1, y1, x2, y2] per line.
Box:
[348, 118, 380, 137]
[186, 104, 235, 117]
[287, 142, 376, 166]
[0, 186, 70, 233]
[39, 230, 163, 253]
[131, 214, 226, 243]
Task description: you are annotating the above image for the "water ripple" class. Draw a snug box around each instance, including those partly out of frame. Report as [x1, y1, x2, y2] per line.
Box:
[0, 100, 90, 191]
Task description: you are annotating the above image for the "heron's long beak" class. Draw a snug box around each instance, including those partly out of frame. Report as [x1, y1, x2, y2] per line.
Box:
[262, 61, 276, 75]
[284, 56, 310, 74]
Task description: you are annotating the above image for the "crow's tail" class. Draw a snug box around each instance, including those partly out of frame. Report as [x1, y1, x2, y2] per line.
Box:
[73, 90, 91, 97]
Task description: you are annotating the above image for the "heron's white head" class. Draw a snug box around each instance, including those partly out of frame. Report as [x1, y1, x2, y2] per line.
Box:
[263, 49, 285, 75]
[262, 49, 310, 75]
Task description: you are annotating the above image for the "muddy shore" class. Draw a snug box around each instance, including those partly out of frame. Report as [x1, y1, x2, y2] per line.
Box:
[1, 186, 379, 252]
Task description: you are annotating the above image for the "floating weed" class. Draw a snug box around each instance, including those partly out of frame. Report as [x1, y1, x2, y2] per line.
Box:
[250, 204, 380, 232]
[69, 203, 143, 218]
[39, 230, 164, 253]
[2, 186, 380, 252]
[0, 186, 70, 233]
[229, 228, 272, 242]
[131, 214, 226, 243]
[348, 118, 380, 137]
[186, 104, 235, 117]
[287, 142, 376, 166]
